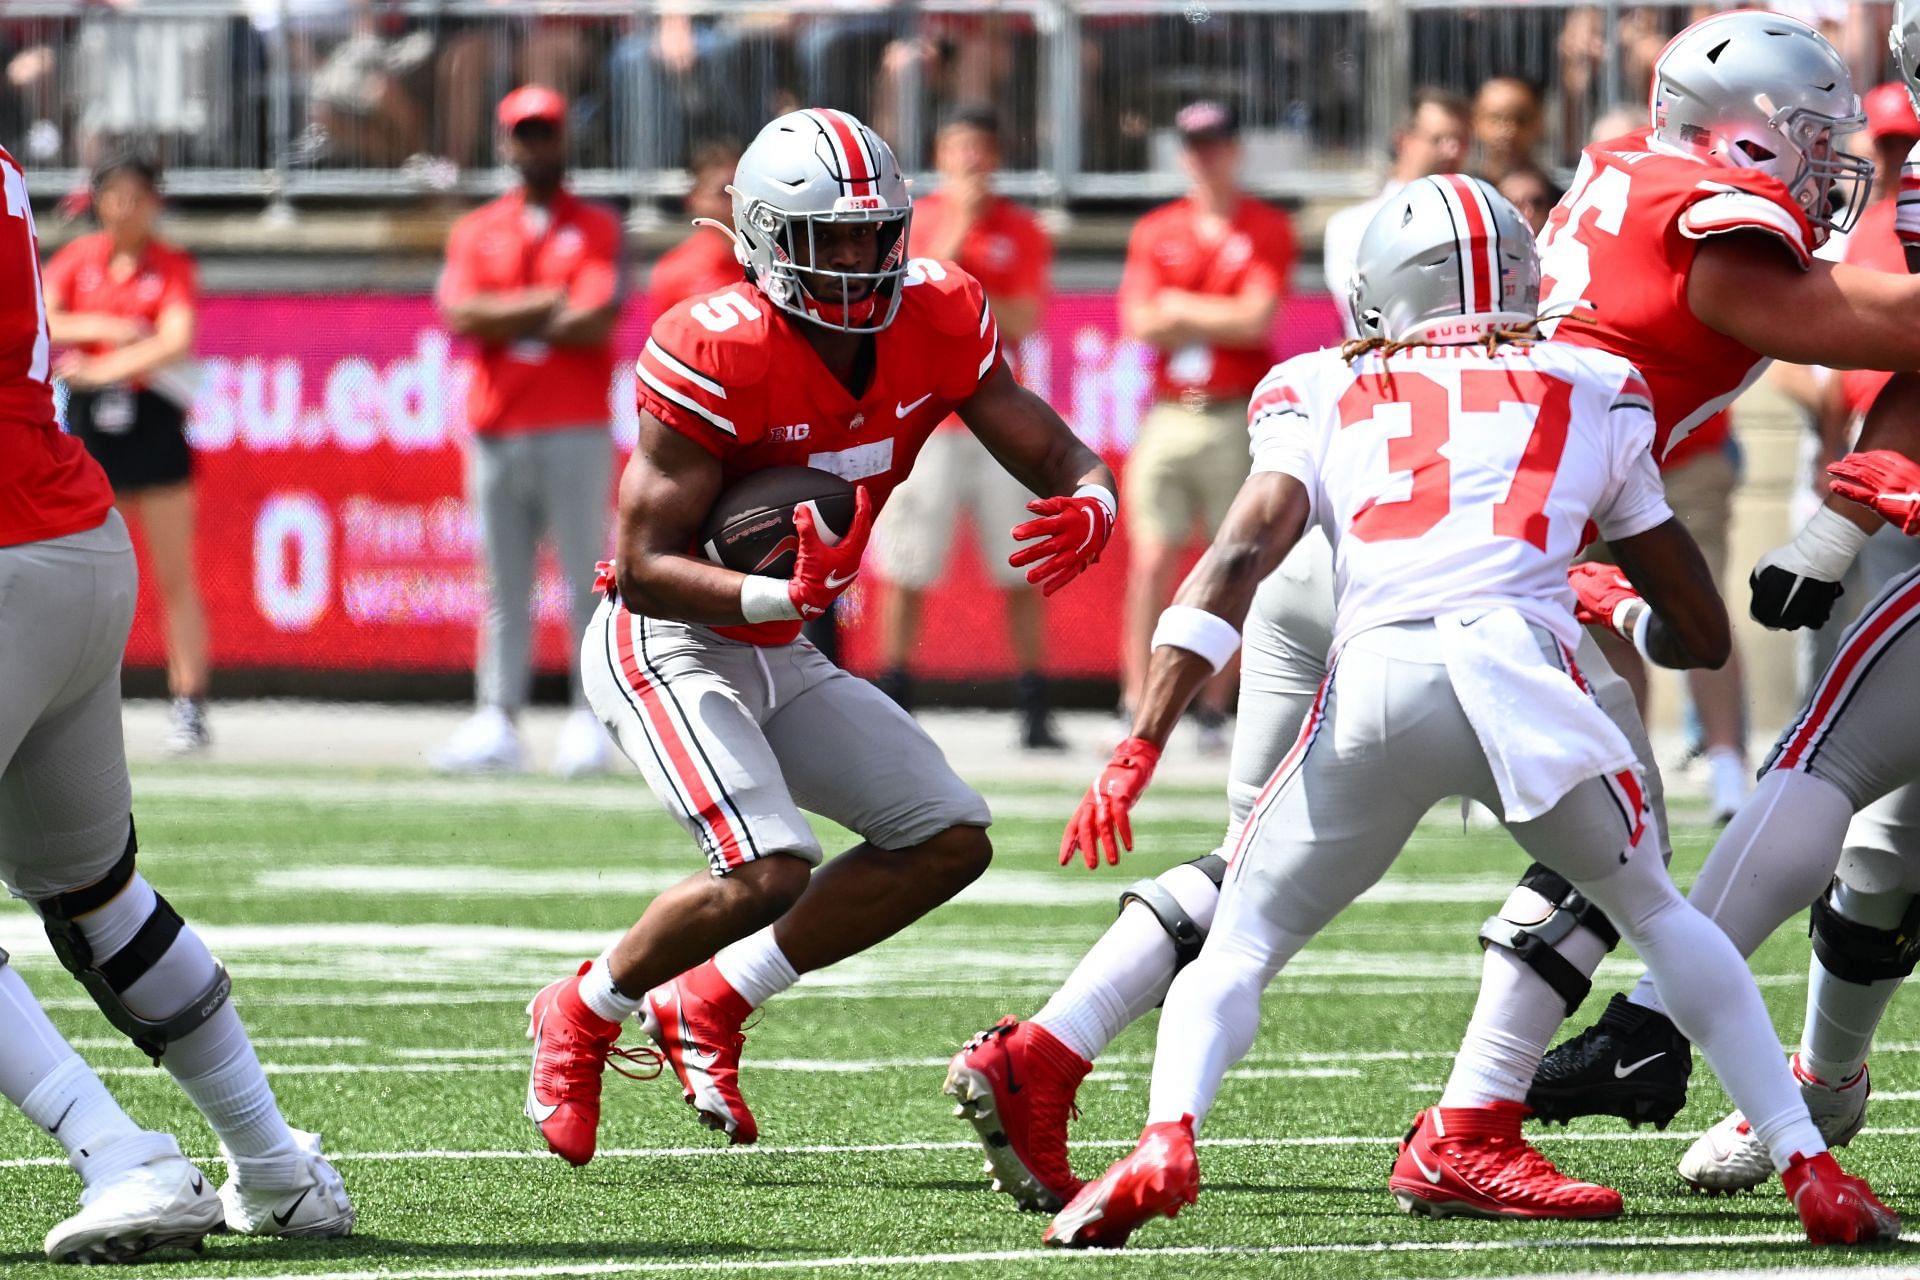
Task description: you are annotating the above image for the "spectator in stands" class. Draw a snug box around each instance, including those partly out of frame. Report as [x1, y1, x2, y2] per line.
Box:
[1322, 88, 1469, 336]
[1472, 75, 1544, 185]
[436, 14, 595, 174]
[610, 11, 780, 176]
[1118, 100, 1295, 750]
[871, 106, 1062, 749]
[1496, 162, 1560, 234]
[42, 154, 209, 754]
[433, 86, 622, 778]
[295, 0, 437, 173]
[645, 139, 743, 316]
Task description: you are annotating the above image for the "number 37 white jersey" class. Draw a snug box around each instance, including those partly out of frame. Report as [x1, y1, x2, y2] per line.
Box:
[1248, 341, 1671, 654]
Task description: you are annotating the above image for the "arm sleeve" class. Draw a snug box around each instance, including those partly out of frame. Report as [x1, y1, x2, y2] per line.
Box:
[1677, 188, 1814, 268]
[1898, 139, 1920, 247]
[1593, 384, 1674, 541]
[633, 317, 751, 457]
[1247, 363, 1315, 479]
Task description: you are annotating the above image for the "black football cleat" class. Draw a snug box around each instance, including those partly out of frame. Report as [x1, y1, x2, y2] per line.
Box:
[1527, 993, 1692, 1129]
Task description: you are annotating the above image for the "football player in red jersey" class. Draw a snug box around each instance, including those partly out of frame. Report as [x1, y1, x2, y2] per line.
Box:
[523, 108, 1116, 1165]
[947, 8, 1920, 1224]
[0, 146, 353, 1258]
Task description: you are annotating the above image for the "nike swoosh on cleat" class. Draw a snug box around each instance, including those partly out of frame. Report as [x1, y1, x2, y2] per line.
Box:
[271, 1186, 312, 1229]
[1614, 1052, 1666, 1078]
[674, 989, 720, 1072]
[191, 1175, 205, 1196]
[1409, 1150, 1444, 1184]
[895, 393, 933, 418]
[47, 1100, 75, 1135]
[526, 1008, 560, 1122]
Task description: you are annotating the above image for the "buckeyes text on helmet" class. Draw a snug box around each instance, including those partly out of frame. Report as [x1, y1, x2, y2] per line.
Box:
[1347, 174, 1540, 345]
[728, 109, 913, 334]
[1649, 10, 1869, 242]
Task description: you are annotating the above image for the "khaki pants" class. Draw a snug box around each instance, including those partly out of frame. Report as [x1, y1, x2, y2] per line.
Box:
[1123, 400, 1252, 546]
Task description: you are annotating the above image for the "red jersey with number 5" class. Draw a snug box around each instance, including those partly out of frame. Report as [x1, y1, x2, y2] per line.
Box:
[634, 258, 1004, 644]
[1536, 130, 1814, 464]
[0, 145, 114, 548]
[1249, 341, 1671, 653]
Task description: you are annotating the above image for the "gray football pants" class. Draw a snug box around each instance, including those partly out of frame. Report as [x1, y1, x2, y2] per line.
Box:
[468, 426, 611, 710]
[0, 512, 138, 900]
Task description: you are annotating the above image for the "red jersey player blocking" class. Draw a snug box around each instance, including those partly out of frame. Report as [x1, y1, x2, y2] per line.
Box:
[1041, 175, 1896, 1251]
[522, 108, 1116, 1164]
[946, 8, 1920, 1224]
[0, 146, 353, 1259]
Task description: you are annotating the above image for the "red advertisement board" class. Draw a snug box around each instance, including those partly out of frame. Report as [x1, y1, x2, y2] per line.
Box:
[117, 292, 1345, 681]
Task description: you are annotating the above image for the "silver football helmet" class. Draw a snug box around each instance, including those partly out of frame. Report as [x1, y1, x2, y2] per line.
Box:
[1650, 10, 1868, 241]
[727, 109, 912, 333]
[1892, 0, 1920, 115]
[1347, 175, 1539, 344]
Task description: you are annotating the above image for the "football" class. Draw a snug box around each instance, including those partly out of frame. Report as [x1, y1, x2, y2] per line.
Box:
[698, 466, 857, 578]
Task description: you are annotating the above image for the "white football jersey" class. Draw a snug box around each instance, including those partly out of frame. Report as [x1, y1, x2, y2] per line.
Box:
[1248, 340, 1671, 653]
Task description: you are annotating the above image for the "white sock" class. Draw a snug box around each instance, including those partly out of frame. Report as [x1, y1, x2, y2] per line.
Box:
[1799, 884, 1909, 1085]
[1146, 925, 1294, 1130]
[1585, 857, 1824, 1172]
[71, 876, 297, 1161]
[712, 928, 799, 1010]
[1033, 859, 1224, 1063]
[1707, 746, 1750, 815]
[578, 955, 641, 1024]
[1441, 931, 1602, 1107]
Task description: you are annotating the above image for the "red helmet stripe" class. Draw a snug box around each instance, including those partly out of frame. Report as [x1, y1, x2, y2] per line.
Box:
[1445, 175, 1495, 314]
[815, 109, 875, 196]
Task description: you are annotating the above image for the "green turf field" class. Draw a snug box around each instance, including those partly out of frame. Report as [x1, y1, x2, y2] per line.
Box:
[0, 764, 1913, 1278]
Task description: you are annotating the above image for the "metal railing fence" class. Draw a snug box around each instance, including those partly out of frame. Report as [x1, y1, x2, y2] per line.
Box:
[0, 1, 1892, 207]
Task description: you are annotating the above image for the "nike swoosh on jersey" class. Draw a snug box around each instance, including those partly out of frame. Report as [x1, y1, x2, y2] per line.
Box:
[1613, 1052, 1666, 1078]
[895, 393, 934, 418]
[1410, 1149, 1445, 1184]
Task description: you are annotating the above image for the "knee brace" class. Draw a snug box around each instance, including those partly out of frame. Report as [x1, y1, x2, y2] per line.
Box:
[1809, 879, 1920, 985]
[1118, 854, 1227, 971]
[34, 823, 230, 1063]
[1478, 863, 1622, 1016]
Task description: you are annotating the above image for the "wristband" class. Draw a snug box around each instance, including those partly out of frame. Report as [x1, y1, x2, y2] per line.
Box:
[1074, 483, 1118, 524]
[1150, 604, 1242, 673]
[740, 574, 801, 624]
[1788, 505, 1871, 581]
[1628, 603, 1656, 663]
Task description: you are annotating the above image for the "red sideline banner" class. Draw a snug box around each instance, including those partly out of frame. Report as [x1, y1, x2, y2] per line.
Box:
[116, 292, 1345, 681]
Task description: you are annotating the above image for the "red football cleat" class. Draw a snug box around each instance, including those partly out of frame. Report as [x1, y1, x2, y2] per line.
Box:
[525, 962, 658, 1166]
[1043, 1116, 1199, 1249]
[1389, 1103, 1623, 1220]
[944, 1018, 1092, 1211]
[642, 961, 757, 1144]
[1783, 1150, 1901, 1245]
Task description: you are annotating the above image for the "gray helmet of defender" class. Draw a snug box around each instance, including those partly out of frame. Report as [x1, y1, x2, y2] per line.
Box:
[1892, 0, 1920, 116]
[1348, 175, 1540, 343]
[724, 108, 912, 333]
[1651, 10, 1869, 242]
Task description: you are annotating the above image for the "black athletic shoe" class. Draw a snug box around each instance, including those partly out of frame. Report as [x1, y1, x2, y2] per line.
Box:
[1526, 993, 1692, 1129]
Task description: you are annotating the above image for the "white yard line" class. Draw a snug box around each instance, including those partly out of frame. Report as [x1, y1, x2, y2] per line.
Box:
[147, 1232, 1855, 1280]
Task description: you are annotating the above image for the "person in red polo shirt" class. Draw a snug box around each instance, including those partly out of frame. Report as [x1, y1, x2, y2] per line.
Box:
[646, 139, 745, 316]
[434, 85, 624, 778]
[1118, 100, 1295, 749]
[872, 105, 1064, 748]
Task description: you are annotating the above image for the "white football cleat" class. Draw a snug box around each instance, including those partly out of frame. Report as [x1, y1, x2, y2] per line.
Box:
[552, 708, 611, 779]
[1679, 1056, 1869, 1194]
[218, 1129, 355, 1238]
[429, 707, 523, 774]
[44, 1131, 223, 1264]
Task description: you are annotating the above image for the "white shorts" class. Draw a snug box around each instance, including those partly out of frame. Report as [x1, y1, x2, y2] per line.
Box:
[872, 429, 1036, 590]
[582, 597, 992, 875]
[0, 511, 139, 900]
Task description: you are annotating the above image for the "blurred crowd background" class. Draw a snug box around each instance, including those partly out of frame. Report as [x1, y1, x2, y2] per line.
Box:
[4, 0, 1908, 793]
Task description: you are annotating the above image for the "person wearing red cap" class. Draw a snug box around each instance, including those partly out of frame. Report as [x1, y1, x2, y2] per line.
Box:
[434, 84, 624, 778]
[1117, 99, 1296, 751]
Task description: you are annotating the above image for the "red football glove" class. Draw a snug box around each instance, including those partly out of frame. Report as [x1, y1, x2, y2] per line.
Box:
[788, 487, 876, 620]
[1060, 736, 1162, 870]
[1567, 561, 1642, 633]
[1827, 450, 1920, 536]
[1009, 491, 1115, 597]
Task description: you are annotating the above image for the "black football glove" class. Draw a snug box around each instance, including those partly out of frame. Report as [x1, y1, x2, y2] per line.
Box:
[1749, 549, 1844, 632]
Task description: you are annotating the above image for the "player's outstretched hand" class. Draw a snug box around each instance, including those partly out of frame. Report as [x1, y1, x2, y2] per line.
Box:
[1567, 561, 1641, 631]
[1060, 736, 1162, 870]
[1009, 491, 1115, 597]
[1828, 450, 1920, 536]
[789, 487, 875, 620]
